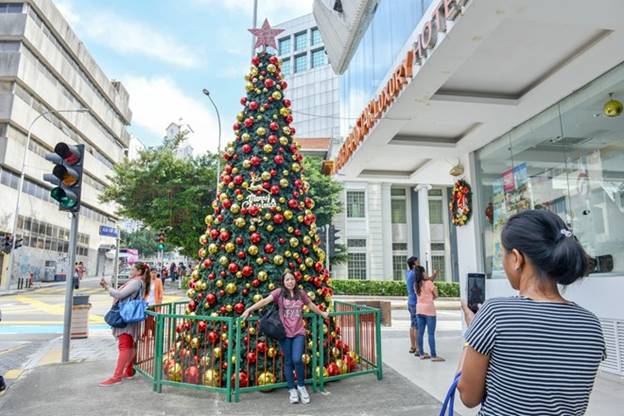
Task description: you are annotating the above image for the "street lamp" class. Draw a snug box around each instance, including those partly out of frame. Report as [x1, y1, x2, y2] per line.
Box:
[3, 108, 88, 289]
[202, 89, 222, 191]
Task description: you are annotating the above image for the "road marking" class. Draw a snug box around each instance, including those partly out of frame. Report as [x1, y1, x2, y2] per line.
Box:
[0, 343, 29, 356]
[4, 369, 24, 379]
[13, 295, 66, 314]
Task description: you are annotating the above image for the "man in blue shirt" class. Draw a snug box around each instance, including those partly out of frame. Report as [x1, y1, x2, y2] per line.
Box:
[406, 256, 420, 355]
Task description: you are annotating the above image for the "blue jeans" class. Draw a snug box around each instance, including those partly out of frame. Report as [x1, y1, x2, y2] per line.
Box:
[416, 315, 437, 357]
[279, 335, 305, 389]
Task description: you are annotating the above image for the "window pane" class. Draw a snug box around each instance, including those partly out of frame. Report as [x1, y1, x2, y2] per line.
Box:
[429, 199, 443, 224]
[311, 28, 321, 46]
[347, 239, 366, 248]
[391, 199, 407, 224]
[281, 58, 291, 76]
[392, 243, 407, 251]
[278, 37, 291, 56]
[294, 54, 306, 73]
[346, 191, 365, 218]
[294, 32, 306, 51]
[431, 255, 446, 280]
[311, 48, 326, 68]
[348, 253, 367, 280]
[392, 255, 407, 280]
[391, 188, 406, 196]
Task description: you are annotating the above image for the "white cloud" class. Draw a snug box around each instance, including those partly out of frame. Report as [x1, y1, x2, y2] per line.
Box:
[55, 0, 200, 68]
[123, 76, 220, 155]
[193, 0, 314, 24]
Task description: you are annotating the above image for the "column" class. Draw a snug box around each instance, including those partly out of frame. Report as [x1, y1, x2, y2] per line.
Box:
[380, 183, 393, 280]
[416, 184, 432, 271]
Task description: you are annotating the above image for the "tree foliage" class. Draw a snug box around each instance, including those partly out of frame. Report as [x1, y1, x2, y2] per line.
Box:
[100, 132, 218, 257]
[120, 228, 159, 257]
[302, 156, 343, 229]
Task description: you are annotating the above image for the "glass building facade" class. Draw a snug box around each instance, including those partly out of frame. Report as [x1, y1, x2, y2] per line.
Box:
[340, 0, 434, 136]
[476, 62, 624, 278]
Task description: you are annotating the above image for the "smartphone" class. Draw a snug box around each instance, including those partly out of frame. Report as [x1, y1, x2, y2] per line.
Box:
[467, 273, 485, 314]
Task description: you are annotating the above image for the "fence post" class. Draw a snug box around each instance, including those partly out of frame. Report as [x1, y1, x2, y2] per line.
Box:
[318, 315, 325, 391]
[311, 314, 318, 393]
[226, 318, 234, 403]
[375, 310, 383, 380]
[355, 308, 361, 357]
[153, 313, 164, 393]
[234, 318, 241, 402]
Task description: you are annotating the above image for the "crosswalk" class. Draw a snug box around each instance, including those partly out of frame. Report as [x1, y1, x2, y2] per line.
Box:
[29, 286, 104, 296]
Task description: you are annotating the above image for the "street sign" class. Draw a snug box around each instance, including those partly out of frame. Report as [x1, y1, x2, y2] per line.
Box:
[99, 225, 118, 238]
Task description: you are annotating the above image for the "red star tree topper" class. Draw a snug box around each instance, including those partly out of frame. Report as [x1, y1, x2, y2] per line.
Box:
[248, 18, 284, 50]
[164, 48, 357, 387]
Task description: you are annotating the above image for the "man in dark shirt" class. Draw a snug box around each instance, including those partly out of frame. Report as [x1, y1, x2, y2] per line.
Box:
[406, 256, 420, 355]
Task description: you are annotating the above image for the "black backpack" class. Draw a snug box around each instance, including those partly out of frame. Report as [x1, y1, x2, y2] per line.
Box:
[259, 305, 286, 341]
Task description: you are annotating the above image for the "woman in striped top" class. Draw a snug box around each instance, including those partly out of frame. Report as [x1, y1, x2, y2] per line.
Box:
[457, 210, 605, 415]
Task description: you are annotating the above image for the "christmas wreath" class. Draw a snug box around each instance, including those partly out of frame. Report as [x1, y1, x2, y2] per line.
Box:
[450, 179, 472, 226]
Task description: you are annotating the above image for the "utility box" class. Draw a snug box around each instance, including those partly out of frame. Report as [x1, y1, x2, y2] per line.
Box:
[71, 295, 91, 339]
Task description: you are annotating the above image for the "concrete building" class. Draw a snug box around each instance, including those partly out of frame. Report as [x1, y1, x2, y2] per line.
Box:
[165, 121, 194, 159]
[0, 0, 132, 286]
[276, 14, 340, 139]
[316, 0, 624, 376]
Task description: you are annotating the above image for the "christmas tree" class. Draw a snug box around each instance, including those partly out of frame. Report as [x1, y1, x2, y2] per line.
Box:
[163, 20, 357, 389]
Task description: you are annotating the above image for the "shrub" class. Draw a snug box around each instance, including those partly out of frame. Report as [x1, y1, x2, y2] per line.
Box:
[331, 279, 459, 297]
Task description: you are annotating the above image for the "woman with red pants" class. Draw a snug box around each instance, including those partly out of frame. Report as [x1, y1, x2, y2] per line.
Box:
[98, 262, 151, 386]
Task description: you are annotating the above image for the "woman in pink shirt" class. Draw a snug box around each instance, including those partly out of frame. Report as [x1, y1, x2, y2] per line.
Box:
[242, 270, 329, 405]
[415, 266, 445, 361]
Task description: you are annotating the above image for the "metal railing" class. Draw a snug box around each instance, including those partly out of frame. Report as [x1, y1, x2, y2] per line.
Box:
[134, 301, 382, 402]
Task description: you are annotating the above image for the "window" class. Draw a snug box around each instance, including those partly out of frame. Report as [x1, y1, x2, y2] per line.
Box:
[428, 199, 443, 224]
[347, 239, 366, 248]
[281, 58, 291, 75]
[476, 61, 624, 278]
[431, 243, 445, 251]
[346, 191, 365, 218]
[348, 253, 367, 280]
[391, 188, 406, 196]
[431, 255, 446, 280]
[311, 28, 322, 46]
[294, 31, 307, 51]
[391, 199, 407, 224]
[0, 41, 20, 52]
[294, 54, 307, 73]
[0, 3, 23, 13]
[392, 255, 408, 280]
[392, 243, 408, 250]
[311, 48, 326, 68]
[278, 37, 291, 56]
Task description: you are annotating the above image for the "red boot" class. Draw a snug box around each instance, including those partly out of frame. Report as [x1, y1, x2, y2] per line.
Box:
[99, 334, 133, 387]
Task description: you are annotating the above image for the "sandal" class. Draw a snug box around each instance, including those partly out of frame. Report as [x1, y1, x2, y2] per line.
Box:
[419, 354, 430, 360]
[409, 347, 417, 354]
[431, 356, 445, 362]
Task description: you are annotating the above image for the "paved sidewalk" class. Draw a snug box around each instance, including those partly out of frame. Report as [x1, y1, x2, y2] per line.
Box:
[334, 295, 460, 310]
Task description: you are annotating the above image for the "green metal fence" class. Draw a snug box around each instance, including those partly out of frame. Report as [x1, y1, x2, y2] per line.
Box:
[134, 301, 382, 402]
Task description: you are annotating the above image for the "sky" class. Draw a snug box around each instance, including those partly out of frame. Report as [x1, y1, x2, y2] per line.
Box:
[54, 0, 314, 155]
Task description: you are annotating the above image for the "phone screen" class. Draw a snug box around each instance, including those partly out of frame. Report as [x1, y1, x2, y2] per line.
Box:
[467, 273, 485, 314]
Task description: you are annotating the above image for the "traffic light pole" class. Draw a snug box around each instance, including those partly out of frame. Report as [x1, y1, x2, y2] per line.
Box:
[325, 225, 330, 270]
[61, 212, 80, 363]
[113, 228, 120, 289]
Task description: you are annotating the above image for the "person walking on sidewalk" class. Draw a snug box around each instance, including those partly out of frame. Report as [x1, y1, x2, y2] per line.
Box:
[143, 269, 163, 338]
[405, 256, 420, 355]
[98, 262, 151, 387]
[457, 210, 605, 415]
[241, 270, 329, 405]
[415, 266, 444, 361]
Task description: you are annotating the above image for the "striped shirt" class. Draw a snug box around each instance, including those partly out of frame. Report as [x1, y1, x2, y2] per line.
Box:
[464, 297, 605, 416]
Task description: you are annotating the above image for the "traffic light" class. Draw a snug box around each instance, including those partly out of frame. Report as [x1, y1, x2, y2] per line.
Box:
[328, 225, 340, 258]
[157, 231, 166, 251]
[43, 143, 85, 212]
[1, 233, 11, 254]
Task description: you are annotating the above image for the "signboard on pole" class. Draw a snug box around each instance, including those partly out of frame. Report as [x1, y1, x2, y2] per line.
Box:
[99, 225, 118, 238]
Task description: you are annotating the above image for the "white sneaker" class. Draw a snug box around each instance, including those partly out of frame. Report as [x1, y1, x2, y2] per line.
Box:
[297, 385, 310, 404]
[289, 388, 299, 404]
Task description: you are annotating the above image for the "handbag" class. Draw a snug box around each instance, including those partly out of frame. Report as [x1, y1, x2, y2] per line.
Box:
[104, 302, 126, 328]
[259, 305, 286, 341]
[439, 372, 461, 416]
[119, 282, 148, 324]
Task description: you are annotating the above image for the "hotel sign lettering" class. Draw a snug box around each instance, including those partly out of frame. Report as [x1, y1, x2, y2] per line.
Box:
[333, 0, 470, 174]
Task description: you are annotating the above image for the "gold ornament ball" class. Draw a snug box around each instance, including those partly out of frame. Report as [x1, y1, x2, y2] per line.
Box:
[263, 144, 273, 153]
[604, 97, 623, 117]
[279, 196, 286, 203]
[205, 215, 214, 225]
[204, 369, 220, 387]
[253, 293, 263, 303]
[264, 212, 272, 221]
[287, 226, 294, 233]
[256, 114, 263, 121]
[256, 257, 264, 265]
[228, 182, 235, 190]
[261, 171, 271, 181]
[226, 304, 233, 313]
[272, 114, 278, 120]
[267, 63, 277, 73]
[245, 82, 254, 92]
[266, 224, 274, 232]
[291, 163, 301, 172]
[216, 279, 224, 288]
[307, 291, 316, 301]
[242, 133, 251, 142]
[271, 91, 282, 100]
[258, 271, 268, 281]
[236, 194, 244, 201]
[303, 236, 312, 245]
[267, 347, 277, 358]
[198, 248, 207, 258]
[221, 332, 228, 342]
[249, 225, 256, 232]
[234, 217, 246, 228]
[257, 371, 276, 386]
[273, 255, 284, 265]
[315, 366, 329, 379]
[247, 245, 259, 256]
[289, 237, 299, 247]
[279, 107, 289, 116]
[279, 178, 289, 188]
[299, 264, 307, 272]
[225, 282, 237, 295]
[256, 127, 266, 136]
[302, 353, 311, 365]
[292, 252, 300, 260]
[283, 210, 293, 220]
[191, 337, 200, 349]
[191, 270, 200, 281]
[219, 256, 229, 266]
[167, 363, 182, 381]
[231, 204, 240, 214]
[186, 288, 196, 298]
[236, 271, 243, 279]
[225, 242, 235, 253]
[284, 250, 292, 258]
[236, 112, 244, 121]
[305, 257, 314, 267]
[268, 282, 275, 290]
[242, 160, 251, 169]
[279, 136, 289, 146]
[282, 126, 291, 136]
